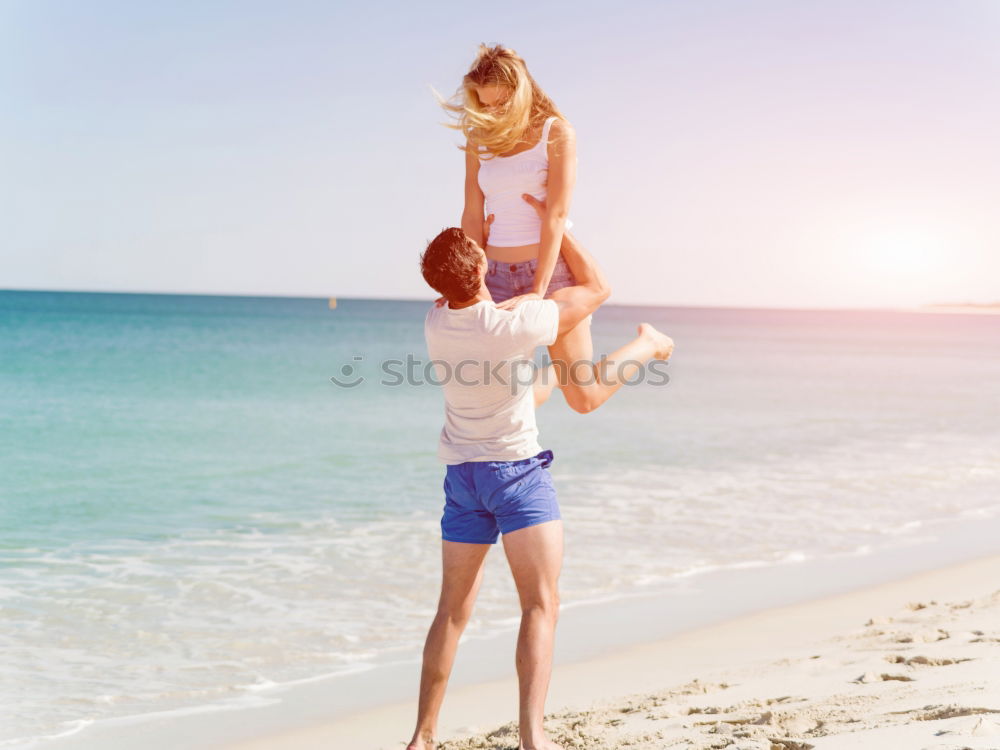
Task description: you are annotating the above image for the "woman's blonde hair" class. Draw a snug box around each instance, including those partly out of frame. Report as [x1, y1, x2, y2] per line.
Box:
[437, 43, 565, 159]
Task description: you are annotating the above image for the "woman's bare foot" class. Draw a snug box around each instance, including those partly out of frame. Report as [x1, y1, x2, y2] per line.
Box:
[638, 322, 674, 360]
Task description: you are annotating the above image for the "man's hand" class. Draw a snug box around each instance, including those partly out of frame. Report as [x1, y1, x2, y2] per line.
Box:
[481, 212, 494, 247]
[523, 193, 578, 246]
[521, 193, 546, 218]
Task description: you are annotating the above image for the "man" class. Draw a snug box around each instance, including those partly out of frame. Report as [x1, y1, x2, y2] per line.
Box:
[407, 196, 673, 750]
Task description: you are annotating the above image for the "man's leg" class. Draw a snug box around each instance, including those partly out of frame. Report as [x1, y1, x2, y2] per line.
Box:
[502, 520, 564, 750]
[407, 540, 491, 750]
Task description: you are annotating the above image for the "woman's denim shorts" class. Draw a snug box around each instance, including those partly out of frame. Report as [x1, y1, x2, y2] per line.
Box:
[485, 254, 576, 304]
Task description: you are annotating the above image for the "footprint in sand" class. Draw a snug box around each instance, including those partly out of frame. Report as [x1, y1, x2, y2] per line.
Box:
[970, 633, 1000, 643]
[916, 705, 1000, 721]
[767, 740, 815, 750]
[885, 654, 972, 666]
[893, 627, 950, 643]
[854, 671, 914, 683]
[934, 714, 1000, 738]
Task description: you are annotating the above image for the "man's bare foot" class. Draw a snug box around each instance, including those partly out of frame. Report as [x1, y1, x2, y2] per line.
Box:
[519, 739, 563, 750]
[638, 322, 674, 360]
[407, 729, 435, 750]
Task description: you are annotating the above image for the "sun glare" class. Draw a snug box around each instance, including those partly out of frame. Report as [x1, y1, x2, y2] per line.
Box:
[859, 229, 946, 276]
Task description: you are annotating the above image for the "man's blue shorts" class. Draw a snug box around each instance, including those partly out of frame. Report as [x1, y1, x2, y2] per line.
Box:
[441, 449, 561, 544]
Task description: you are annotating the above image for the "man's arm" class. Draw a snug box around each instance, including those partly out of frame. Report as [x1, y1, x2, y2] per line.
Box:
[548, 230, 611, 336]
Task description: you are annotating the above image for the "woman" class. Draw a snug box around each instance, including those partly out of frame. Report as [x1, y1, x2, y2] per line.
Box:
[439, 43, 673, 413]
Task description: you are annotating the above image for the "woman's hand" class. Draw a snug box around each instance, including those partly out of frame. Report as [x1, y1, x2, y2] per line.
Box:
[496, 291, 543, 310]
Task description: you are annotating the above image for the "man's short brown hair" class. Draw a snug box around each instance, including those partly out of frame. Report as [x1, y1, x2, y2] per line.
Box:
[420, 228, 484, 303]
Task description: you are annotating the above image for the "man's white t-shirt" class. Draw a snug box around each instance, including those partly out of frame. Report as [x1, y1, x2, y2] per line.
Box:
[424, 298, 560, 464]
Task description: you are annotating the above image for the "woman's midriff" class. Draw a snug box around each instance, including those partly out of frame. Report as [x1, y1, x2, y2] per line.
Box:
[485, 242, 540, 263]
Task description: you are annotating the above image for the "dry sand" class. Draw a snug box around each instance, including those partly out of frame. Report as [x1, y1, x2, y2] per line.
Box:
[436, 590, 1000, 750]
[223, 554, 1000, 750]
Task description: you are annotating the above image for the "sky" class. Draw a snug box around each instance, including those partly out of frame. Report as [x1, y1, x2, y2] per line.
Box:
[2, 0, 998, 309]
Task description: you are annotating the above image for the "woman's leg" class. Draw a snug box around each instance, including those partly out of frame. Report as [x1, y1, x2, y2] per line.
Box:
[532, 363, 560, 408]
[542, 239, 673, 414]
[546, 321, 671, 413]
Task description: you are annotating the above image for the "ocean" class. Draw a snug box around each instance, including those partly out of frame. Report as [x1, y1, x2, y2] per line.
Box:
[2, 290, 999, 746]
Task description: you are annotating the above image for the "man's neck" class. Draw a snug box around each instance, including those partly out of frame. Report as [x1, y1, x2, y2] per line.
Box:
[448, 287, 492, 310]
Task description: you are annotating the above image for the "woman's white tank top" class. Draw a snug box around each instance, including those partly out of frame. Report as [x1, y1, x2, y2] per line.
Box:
[476, 116, 573, 247]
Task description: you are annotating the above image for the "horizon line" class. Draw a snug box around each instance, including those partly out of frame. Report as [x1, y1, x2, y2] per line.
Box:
[2, 286, 998, 315]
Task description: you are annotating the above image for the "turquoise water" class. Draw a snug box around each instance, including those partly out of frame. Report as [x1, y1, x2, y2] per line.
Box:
[2, 290, 1000, 745]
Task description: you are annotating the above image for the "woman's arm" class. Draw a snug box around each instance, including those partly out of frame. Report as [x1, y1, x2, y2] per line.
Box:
[461, 143, 486, 248]
[533, 119, 576, 296]
[533, 120, 576, 297]
[495, 119, 577, 310]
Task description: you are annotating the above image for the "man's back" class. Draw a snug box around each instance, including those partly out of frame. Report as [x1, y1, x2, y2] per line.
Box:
[424, 298, 558, 464]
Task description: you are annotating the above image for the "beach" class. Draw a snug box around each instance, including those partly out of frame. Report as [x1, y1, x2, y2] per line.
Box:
[4, 293, 999, 749]
[7, 4, 1000, 747]
[30, 530, 1000, 750]
[219, 553, 1000, 750]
